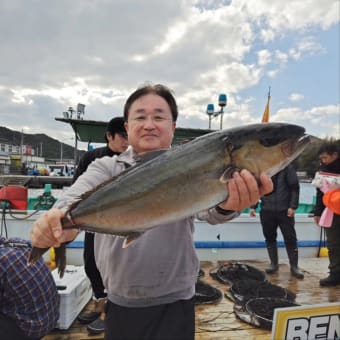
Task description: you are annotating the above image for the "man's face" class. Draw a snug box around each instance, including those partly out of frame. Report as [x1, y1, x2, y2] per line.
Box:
[319, 151, 338, 165]
[124, 94, 176, 154]
[107, 132, 128, 153]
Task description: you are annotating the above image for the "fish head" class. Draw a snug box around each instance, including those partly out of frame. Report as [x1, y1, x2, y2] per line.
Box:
[221, 123, 310, 178]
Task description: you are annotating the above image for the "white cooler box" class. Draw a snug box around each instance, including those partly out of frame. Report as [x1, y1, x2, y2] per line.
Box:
[52, 265, 92, 329]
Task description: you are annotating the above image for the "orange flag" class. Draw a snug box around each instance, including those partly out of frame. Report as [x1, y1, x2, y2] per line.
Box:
[261, 88, 271, 123]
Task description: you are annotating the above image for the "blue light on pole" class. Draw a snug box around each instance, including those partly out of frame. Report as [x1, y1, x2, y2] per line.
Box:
[206, 104, 215, 129]
[218, 94, 227, 107]
[205, 93, 227, 130]
[207, 103, 215, 115]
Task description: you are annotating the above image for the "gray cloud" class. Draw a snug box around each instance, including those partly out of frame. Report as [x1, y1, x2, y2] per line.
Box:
[0, 0, 339, 146]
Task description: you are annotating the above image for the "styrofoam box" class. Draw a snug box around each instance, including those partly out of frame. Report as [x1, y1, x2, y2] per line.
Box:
[52, 265, 92, 329]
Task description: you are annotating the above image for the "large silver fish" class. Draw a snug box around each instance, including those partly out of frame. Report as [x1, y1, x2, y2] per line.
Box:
[29, 123, 310, 276]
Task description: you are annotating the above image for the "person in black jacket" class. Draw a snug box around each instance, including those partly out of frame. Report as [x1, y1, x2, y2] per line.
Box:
[75, 117, 128, 334]
[312, 142, 340, 286]
[250, 164, 304, 279]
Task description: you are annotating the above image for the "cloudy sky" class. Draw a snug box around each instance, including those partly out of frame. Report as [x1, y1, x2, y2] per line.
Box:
[0, 0, 339, 149]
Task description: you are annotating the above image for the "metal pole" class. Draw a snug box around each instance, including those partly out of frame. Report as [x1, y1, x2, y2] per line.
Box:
[219, 108, 224, 130]
[20, 129, 24, 160]
[74, 132, 78, 165]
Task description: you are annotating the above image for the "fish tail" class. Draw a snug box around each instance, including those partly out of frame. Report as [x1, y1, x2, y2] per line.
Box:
[55, 244, 67, 278]
[28, 246, 50, 265]
[28, 244, 67, 278]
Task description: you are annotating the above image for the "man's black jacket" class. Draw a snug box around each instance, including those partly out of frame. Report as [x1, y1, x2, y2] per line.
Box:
[73, 146, 119, 183]
[254, 164, 299, 212]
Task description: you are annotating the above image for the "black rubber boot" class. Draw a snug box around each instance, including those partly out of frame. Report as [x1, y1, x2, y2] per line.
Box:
[320, 272, 340, 287]
[266, 246, 279, 274]
[286, 246, 304, 279]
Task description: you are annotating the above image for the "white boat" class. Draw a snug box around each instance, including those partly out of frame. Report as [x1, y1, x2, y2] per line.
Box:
[194, 213, 321, 261]
[2, 183, 322, 266]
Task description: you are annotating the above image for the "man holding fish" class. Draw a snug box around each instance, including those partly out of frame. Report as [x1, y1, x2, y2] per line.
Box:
[30, 84, 310, 339]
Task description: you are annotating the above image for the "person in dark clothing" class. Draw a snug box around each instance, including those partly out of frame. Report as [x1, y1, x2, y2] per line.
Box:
[312, 141, 340, 287]
[250, 164, 304, 279]
[75, 116, 128, 334]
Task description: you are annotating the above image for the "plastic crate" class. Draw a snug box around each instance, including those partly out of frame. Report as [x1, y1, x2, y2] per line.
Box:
[51, 265, 92, 330]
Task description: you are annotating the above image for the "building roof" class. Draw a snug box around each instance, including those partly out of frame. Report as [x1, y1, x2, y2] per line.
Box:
[55, 117, 213, 145]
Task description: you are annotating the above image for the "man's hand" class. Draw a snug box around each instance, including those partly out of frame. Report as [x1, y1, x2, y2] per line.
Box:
[314, 216, 321, 225]
[30, 208, 78, 249]
[287, 208, 295, 217]
[218, 170, 273, 212]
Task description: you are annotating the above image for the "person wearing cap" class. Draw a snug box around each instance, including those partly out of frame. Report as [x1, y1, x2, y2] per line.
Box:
[312, 141, 340, 287]
[74, 116, 128, 334]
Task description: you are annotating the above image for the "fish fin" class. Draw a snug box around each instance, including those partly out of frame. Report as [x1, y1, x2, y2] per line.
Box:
[122, 232, 144, 248]
[75, 150, 168, 203]
[75, 173, 129, 203]
[219, 165, 240, 183]
[28, 246, 50, 265]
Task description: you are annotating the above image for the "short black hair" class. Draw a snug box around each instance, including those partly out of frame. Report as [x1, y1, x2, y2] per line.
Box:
[123, 84, 178, 122]
[105, 117, 127, 143]
[318, 142, 339, 155]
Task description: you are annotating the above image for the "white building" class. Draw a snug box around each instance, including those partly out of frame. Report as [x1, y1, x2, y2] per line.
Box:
[0, 151, 11, 174]
[0, 141, 46, 174]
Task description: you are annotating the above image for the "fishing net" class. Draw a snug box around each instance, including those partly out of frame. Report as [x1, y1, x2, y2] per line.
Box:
[210, 263, 266, 285]
[234, 297, 299, 330]
[225, 279, 296, 304]
[194, 280, 223, 305]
